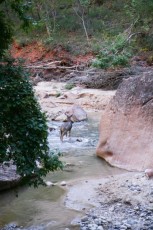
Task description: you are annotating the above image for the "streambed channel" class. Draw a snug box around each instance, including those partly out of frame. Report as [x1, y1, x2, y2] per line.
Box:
[0, 112, 125, 230]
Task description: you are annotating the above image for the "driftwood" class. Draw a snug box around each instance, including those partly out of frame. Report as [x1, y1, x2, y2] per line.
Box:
[24, 61, 61, 69]
[24, 60, 87, 73]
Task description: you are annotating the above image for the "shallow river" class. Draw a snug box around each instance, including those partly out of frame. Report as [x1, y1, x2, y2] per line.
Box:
[0, 112, 125, 230]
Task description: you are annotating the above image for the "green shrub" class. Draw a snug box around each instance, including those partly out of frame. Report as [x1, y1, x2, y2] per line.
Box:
[0, 11, 12, 57]
[0, 57, 63, 187]
[56, 92, 61, 97]
[92, 33, 132, 69]
[65, 83, 75, 90]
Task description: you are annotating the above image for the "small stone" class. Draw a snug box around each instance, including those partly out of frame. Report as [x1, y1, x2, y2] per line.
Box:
[49, 127, 56, 132]
[148, 206, 153, 211]
[45, 181, 54, 186]
[71, 217, 81, 225]
[124, 199, 131, 205]
[81, 227, 87, 230]
[60, 181, 67, 186]
[120, 225, 127, 230]
[97, 226, 104, 230]
[109, 206, 115, 212]
[145, 169, 153, 179]
[76, 138, 82, 142]
[134, 206, 139, 211]
[125, 223, 132, 228]
[81, 216, 88, 222]
[95, 218, 101, 225]
[88, 224, 98, 230]
[140, 213, 146, 217]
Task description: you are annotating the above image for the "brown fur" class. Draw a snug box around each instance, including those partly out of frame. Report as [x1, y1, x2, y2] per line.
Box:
[60, 114, 73, 142]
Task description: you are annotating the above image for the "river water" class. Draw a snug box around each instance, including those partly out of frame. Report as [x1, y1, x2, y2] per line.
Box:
[0, 112, 125, 230]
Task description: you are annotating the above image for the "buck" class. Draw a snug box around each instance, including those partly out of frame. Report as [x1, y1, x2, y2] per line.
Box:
[60, 113, 73, 142]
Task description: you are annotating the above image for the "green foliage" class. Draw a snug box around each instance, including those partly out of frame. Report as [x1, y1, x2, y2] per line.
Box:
[56, 92, 61, 97]
[65, 83, 75, 90]
[92, 33, 132, 69]
[125, 0, 153, 48]
[0, 11, 12, 57]
[0, 58, 63, 187]
[10, 0, 32, 29]
[1, 0, 153, 56]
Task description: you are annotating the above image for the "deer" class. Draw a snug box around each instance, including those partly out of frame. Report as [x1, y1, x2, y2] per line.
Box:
[60, 113, 74, 142]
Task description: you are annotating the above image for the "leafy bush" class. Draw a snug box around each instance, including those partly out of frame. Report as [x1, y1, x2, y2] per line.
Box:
[0, 57, 63, 187]
[65, 83, 75, 90]
[92, 33, 132, 69]
[0, 11, 12, 57]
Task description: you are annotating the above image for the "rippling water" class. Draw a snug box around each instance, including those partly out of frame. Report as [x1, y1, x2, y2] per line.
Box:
[0, 112, 125, 230]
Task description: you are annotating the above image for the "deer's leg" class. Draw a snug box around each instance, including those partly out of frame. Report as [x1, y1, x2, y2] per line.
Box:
[61, 134, 64, 142]
[60, 130, 63, 142]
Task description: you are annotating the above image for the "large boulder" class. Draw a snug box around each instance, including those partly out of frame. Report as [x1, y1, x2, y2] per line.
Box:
[66, 105, 87, 122]
[96, 74, 153, 171]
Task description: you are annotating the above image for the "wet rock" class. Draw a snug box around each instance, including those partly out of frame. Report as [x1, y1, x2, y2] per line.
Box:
[0, 163, 21, 191]
[48, 127, 56, 132]
[53, 113, 67, 121]
[60, 181, 67, 186]
[44, 181, 54, 186]
[76, 138, 82, 142]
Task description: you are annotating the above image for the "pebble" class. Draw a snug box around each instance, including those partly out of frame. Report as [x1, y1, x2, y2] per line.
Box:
[97, 226, 104, 230]
[45, 181, 54, 186]
[60, 181, 67, 186]
[81, 216, 88, 222]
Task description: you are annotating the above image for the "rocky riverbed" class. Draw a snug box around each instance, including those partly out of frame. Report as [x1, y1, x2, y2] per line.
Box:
[65, 172, 153, 230]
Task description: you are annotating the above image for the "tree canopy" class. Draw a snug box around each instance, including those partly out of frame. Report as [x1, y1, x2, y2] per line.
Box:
[0, 0, 63, 187]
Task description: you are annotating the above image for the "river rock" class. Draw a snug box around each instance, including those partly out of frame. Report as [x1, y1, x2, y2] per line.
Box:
[53, 113, 67, 121]
[60, 181, 67, 186]
[96, 74, 153, 171]
[66, 105, 87, 121]
[145, 169, 153, 179]
[45, 181, 54, 186]
[0, 163, 20, 191]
